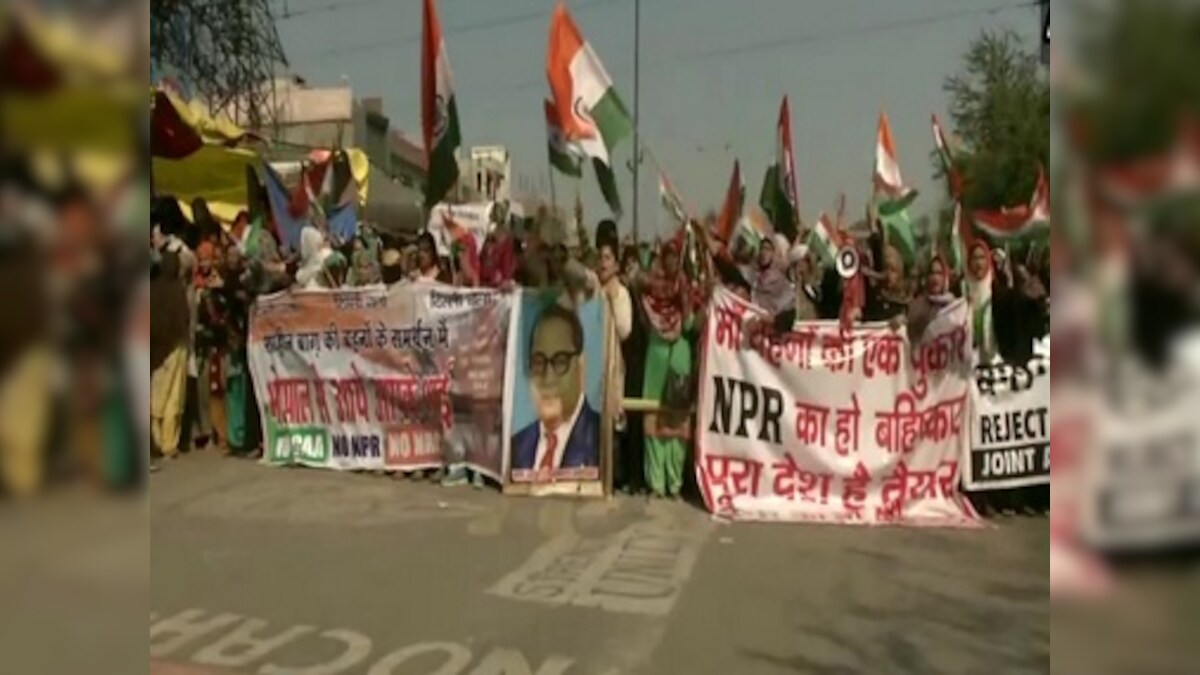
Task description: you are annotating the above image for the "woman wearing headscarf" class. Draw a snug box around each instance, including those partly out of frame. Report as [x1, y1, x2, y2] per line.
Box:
[295, 226, 336, 290]
[348, 227, 383, 287]
[863, 244, 913, 324]
[640, 239, 695, 499]
[150, 249, 191, 460]
[965, 240, 997, 363]
[749, 234, 795, 317]
[902, 254, 958, 344]
[479, 224, 517, 289]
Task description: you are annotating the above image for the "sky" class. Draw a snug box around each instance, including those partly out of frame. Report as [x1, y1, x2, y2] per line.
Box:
[275, 0, 1043, 237]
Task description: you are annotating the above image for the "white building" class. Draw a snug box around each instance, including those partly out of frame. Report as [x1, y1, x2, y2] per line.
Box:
[468, 145, 511, 203]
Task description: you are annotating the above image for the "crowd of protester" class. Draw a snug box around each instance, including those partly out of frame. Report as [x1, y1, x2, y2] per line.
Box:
[148, 197, 1051, 512]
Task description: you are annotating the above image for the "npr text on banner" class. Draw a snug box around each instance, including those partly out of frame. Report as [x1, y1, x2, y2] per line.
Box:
[695, 287, 979, 526]
[247, 283, 510, 479]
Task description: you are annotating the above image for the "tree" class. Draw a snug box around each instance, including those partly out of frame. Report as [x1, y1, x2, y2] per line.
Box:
[1070, 0, 1200, 165]
[940, 30, 1050, 213]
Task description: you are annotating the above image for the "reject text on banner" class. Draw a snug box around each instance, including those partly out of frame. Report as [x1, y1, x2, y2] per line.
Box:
[964, 353, 1051, 491]
[695, 286, 980, 526]
[247, 283, 511, 480]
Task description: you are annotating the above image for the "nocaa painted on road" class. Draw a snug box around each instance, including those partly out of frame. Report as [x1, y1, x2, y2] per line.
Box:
[150, 609, 612, 675]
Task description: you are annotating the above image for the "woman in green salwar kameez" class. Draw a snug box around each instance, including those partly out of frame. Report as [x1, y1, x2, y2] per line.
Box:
[639, 241, 695, 498]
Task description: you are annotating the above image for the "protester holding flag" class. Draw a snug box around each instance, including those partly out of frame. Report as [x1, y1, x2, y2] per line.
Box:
[863, 245, 913, 324]
[749, 234, 794, 316]
[787, 245, 822, 322]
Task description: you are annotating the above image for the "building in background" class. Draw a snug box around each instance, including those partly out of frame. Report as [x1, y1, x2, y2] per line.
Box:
[469, 145, 511, 202]
[253, 75, 428, 236]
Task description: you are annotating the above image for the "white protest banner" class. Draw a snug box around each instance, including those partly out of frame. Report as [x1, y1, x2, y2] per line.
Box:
[696, 286, 979, 526]
[248, 283, 510, 479]
[963, 352, 1051, 490]
[1082, 368, 1200, 550]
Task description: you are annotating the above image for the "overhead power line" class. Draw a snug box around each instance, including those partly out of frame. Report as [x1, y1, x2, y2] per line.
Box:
[274, 0, 392, 21]
[302, 0, 619, 60]
[691, 0, 1042, 62]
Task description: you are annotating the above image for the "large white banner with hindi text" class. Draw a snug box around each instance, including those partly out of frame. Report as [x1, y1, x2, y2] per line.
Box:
[695, 286, 980, 526]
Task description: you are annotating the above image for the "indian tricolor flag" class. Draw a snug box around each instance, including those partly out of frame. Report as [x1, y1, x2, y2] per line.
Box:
[547, 2, 633, 217]
[659, 172, 688, 225]
[759, 96, 800, 242]
[932, 113, 963, 198]
[873, 111, 918, 263]
[874, 111, 917, 210]
[421, 0, 462, 208]
[544, 99, 583, 177]
[807, 212, 837, 267]
[973, 165, 1050, 241]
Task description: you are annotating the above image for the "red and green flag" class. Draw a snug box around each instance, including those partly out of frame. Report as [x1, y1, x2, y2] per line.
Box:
[972, 165, 1050, 241]
[714, 160, 744, 247]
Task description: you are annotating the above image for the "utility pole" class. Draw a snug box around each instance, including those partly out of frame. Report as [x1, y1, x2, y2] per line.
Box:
[631, 0, 641, 242]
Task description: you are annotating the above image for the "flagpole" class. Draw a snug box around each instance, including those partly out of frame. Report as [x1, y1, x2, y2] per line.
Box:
[631, 0, 641, 242]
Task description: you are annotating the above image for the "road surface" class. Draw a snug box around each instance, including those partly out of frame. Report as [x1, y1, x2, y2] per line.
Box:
[150, 452, 1048, 674]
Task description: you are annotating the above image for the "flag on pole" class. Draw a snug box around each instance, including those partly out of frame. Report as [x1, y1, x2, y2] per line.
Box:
[972, 165, 1051, 241]
[659, 172, 687, 225]
[759, 96, 800, 242]
[262, 161, 305, 252]
[874, 111, 918, 211]
[547, 2, 633, 218]
[714, 160, 744, 246]
[422, 0, 462, 208]
[544, 99, 583, 177]
[932, 113, 963, 198]
[807, 212, 837, 267]
[874, 111, 918, 262]
[948, 201, 965, 275]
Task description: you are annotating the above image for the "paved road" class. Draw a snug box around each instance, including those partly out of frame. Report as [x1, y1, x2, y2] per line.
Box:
[150, 452, 1049, 675]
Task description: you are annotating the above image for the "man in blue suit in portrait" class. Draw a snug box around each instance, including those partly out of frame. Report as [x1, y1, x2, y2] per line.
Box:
[510, 303, 600, 475]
